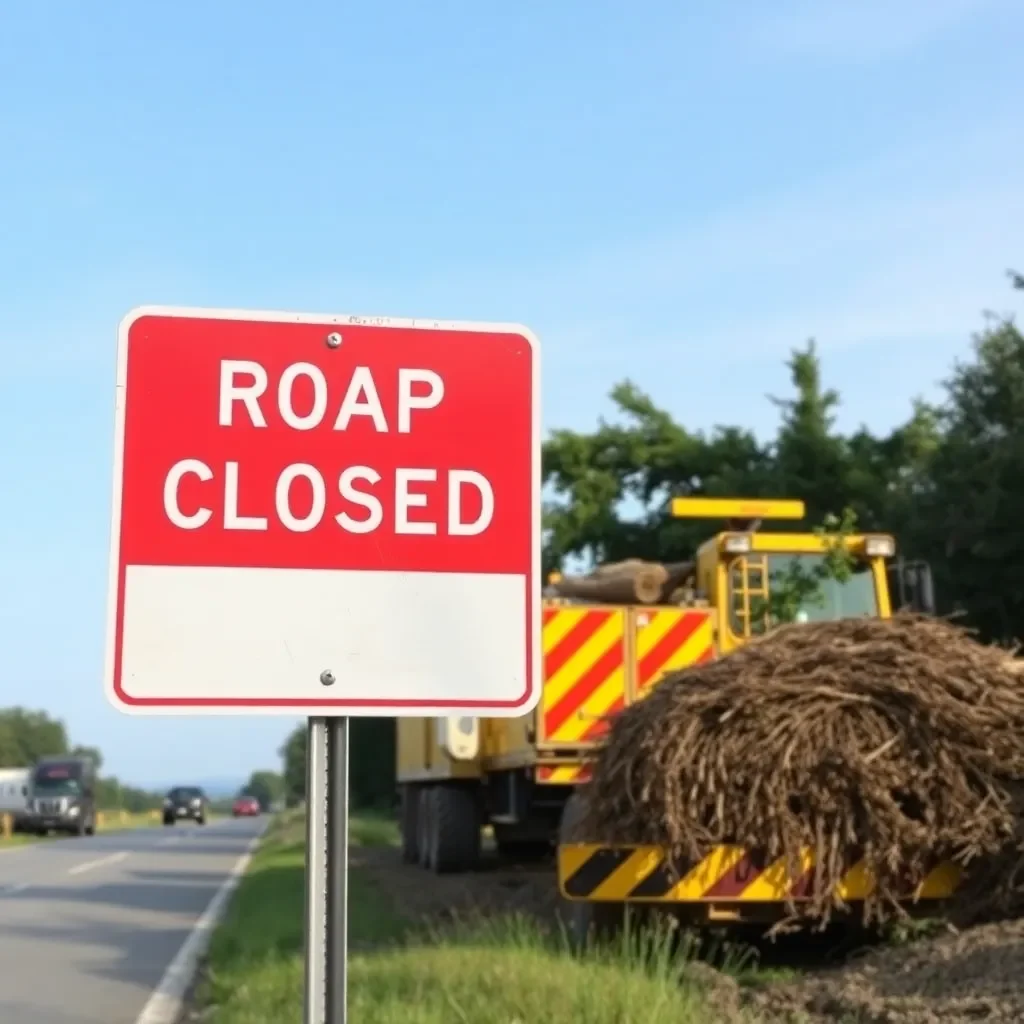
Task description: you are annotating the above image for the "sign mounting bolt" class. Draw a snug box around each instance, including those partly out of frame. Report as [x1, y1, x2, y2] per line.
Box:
[326, 332, 342, 349]
[320, 670, 336, 686]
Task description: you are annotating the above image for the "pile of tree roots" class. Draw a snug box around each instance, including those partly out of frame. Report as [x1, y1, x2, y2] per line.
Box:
[575, 614, 1024, 929]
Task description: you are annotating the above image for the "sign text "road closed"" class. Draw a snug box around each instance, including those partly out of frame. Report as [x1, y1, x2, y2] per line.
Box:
[164, 360, 494, 537]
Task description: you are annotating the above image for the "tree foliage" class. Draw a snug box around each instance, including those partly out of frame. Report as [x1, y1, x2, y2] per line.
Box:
[0, 707, 69, 766]
[279, 718, 396, 810]
[280, 723, 307, 808]
[241, 769, 284, 811]
[544, 278, 1024, 645]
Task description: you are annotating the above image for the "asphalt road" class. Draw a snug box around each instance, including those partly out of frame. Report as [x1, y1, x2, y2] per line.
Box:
[0, 815, 266, 1024]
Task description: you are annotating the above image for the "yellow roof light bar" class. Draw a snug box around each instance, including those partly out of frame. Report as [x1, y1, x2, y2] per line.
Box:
[671, 498, 806, 521]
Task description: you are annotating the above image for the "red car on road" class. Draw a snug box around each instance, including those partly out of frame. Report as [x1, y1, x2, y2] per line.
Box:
[232, 796, 261, 817]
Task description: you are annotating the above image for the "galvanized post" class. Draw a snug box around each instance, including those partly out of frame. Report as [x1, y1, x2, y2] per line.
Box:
[303, 716, 349, 1023]
[326, 716, 349, 1021]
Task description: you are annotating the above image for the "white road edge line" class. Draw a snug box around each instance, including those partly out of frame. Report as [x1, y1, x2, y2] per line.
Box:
[134, 829, 264, 1024]
[69, 851, 130, 875]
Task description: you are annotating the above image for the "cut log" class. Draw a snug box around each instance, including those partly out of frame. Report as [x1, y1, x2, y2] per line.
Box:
[549, 560, 695, 605]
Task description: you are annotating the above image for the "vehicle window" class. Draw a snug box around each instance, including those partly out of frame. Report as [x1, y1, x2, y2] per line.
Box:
[169, 787, 203, 801]
[728, 553, 878, 637]
[33, 765, 82, 796]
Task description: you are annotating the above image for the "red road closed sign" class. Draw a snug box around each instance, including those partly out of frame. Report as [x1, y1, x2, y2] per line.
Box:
[104, 306, 540, 716]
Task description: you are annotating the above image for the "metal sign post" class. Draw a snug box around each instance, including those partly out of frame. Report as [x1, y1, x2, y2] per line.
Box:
[304, 717, 349, 1024]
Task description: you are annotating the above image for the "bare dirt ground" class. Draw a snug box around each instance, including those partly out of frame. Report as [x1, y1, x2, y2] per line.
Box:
[353, 843, 561, 934]
[752, 918, 1024, 1024]
[358, 845, 1024, 1024]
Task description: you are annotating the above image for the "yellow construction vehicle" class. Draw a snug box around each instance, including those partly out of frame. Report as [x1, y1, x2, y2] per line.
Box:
[395, 496, 949, 929]
[555, 497, 951, 944]
[395, 574, 717, 872]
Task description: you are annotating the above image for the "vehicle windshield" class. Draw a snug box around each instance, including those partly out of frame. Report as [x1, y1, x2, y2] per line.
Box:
[169, 787, 202, 803]
[33, 773, 81, 797]
[728, 552, 878, 637]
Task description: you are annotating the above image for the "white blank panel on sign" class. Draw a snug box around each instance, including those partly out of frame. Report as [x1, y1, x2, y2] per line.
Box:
[119, 566, 527, 703]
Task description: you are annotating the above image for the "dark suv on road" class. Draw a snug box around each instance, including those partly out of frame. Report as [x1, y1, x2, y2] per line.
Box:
[162, 786, 207, 826]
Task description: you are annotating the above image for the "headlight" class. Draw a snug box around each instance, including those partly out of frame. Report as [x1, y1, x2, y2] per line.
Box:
[864, 535, 895, 557]
[723, 534, 752, 553]
[191, 798, 201, 806]
[68, 806, 80, 817]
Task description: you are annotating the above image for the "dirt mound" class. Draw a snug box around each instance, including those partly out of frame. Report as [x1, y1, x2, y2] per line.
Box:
[756, 919, 1024, 1023]
[576, 614, 1024, 929]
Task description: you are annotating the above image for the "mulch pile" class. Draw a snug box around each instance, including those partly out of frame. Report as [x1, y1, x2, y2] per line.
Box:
[573, 614, 1024, 930]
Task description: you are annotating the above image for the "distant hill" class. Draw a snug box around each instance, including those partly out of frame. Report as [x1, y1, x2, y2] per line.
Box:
[143, 777, 245, 799]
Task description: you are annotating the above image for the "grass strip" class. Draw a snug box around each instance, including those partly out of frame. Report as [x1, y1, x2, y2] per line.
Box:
[199, 811, 771, 1024]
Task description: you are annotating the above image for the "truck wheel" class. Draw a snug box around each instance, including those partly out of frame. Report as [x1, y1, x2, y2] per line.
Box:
[425, 784, 480, 874]
[558, 793, 624, 953]
[416, 787, 434, 869]
[399, 785, 420, 865]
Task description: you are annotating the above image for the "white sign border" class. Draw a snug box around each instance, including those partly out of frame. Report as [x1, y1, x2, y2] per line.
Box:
[104, 304, 541, 717]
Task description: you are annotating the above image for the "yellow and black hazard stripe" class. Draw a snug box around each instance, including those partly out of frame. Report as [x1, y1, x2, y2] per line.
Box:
[557, 844, 962, 903]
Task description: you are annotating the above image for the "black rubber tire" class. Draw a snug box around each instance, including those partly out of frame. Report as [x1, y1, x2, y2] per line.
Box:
[425, 784, 481, 874]
[196, 816, 206, 826]
[163, 818, 174, 827]
[84, 818, 95, 837]
[416, 787, 434, 869]
[558, 793, 625, 953]
[399, 785, 420, 865]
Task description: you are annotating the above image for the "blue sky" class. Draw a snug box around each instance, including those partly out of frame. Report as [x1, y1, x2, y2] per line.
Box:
[1, 0, 1022, 786]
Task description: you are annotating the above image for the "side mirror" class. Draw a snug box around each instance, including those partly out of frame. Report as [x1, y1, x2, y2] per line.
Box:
[916, 564, 936, 615]
[890, 559, 936, 615]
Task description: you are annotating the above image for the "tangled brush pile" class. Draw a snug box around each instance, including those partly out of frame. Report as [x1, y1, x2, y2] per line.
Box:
[576, 615, 1024, 928]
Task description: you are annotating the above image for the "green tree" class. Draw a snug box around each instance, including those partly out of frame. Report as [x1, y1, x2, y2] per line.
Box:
[70, 745, 103, 772]
[350, 719, 396, 810]
[542, 381, 773, 571]
[768, 341, 851, 523]
[280, 724, 306, 807]
[541, 343, 874, 573]
[278, 720, 396, 809]
[0, 708, 69, 766]
[242, 770, 284, 811]
[912, 310, 1024, 640]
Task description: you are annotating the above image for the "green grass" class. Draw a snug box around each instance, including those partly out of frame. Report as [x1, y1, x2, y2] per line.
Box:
[199, 812, 770, 1024]
[349, 810, 399, 848]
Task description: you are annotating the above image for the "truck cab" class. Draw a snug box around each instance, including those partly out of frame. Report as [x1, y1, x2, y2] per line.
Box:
[27, 756, 97, 837]
[674, 497, 935, 652]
